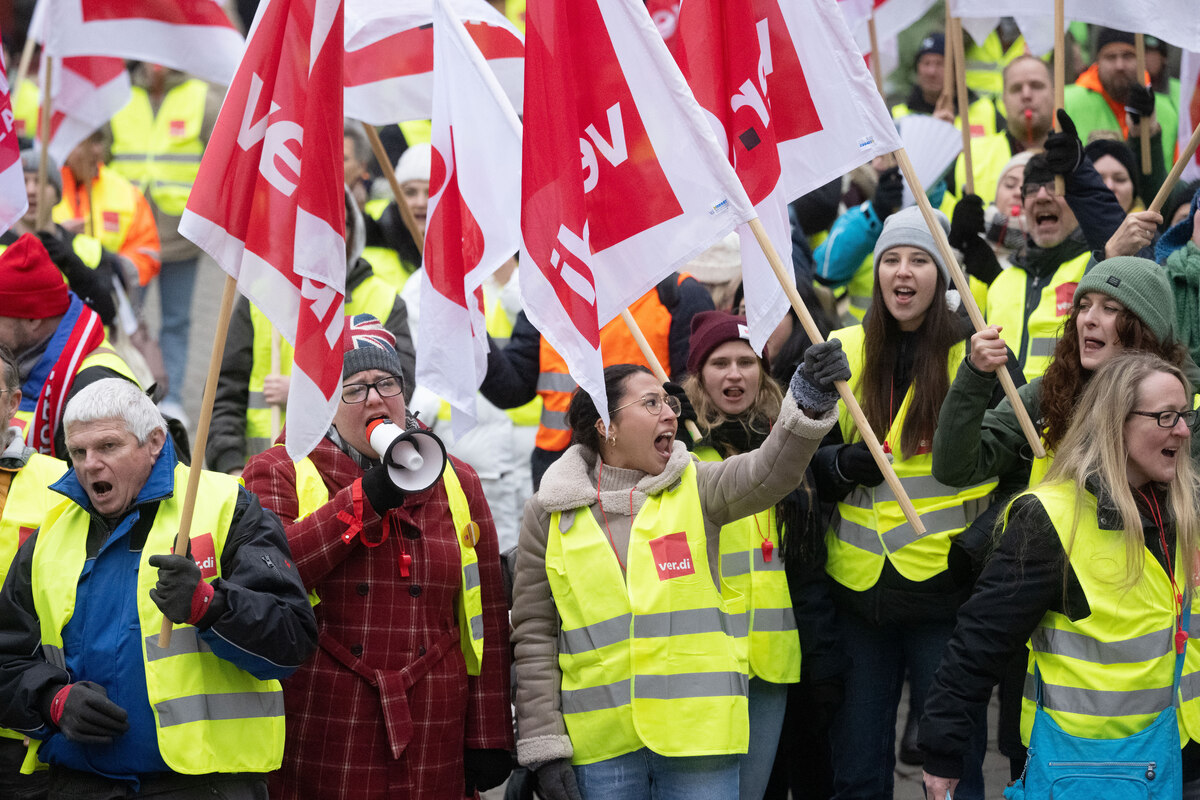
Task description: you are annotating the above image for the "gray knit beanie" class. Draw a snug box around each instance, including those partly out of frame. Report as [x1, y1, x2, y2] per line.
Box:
[873, 205, 950, 283]
[342, 313, 405, 385]
[1073, 257, 1176, 344]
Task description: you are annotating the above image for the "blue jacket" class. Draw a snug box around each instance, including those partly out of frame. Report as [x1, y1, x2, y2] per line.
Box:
[0, 437, 316, 782]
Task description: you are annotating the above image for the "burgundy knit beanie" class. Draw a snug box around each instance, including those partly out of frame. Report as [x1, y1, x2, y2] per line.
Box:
[0, 234, 70, 319]
[687, 310, 756, 375]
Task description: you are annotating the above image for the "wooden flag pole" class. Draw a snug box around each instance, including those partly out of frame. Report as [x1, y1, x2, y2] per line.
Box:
[361, 121, 424, 256]
[34, 57, 53, 231]
[159, 275, 239, 647]
[745, 217, 925, 535]
[1134, 34, 1152, 176]
[868, 14, 883, 95]
[940, 3, 954, 108]
[894, 149, 1046, 458]
[1052, 0, 1065, 195]
[950, 17, 974, 196]
[13, 32, 37, 100]
[619, 308, 702, 443]
[1148, 119, 1200, 215]
[270, 331, 282, 439]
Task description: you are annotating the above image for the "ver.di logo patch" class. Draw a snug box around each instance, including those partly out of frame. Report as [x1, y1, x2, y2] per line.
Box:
[648, 531, 695, 581]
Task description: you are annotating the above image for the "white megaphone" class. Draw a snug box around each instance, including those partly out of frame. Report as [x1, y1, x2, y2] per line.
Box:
[366, 419, 447, 493]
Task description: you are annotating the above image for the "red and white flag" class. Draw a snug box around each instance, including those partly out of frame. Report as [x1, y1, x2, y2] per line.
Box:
[521, 0, 755, 425]
[180, 0, 346, 460]
[36, 0, 244, 85]
[34, 55, 132, 166]
[344, 0, 523, 125]
[417, 0, 522, 437]
[0, 38, 26, 231]
[677, 0, 900, 349]
[845, 0, 937, 80]
[1181, 50, 1200, 183]
[950, 0, 1200, 53]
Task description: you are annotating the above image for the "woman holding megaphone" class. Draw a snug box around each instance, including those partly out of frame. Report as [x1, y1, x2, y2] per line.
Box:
[510, 340, 848, 800]
[243, 313, 515, 799]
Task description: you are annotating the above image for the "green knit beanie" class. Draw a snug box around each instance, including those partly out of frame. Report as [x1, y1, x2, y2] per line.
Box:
[1073, 257, 1176, 343]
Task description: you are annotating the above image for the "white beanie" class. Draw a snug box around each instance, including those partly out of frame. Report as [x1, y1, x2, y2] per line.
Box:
[394, 142, 431, 185]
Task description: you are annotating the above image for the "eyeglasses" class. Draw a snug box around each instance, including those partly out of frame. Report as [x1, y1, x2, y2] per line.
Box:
[611, 392, 681, 417]
[341, 376, 403, 404]
[1129, 409, 1200, 429]
[1021, 181, 1060, 200]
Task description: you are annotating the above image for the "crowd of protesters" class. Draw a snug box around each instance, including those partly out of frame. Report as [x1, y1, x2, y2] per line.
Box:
[5, 6, 1200, 800]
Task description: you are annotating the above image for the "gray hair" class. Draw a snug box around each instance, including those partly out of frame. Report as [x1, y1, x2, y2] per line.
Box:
[63, 378, 167, 444]
[343, 120, 373, 169]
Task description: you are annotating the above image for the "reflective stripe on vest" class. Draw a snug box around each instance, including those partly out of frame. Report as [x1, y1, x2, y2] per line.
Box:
[695, 446, 799, 684]
[535, 281, 676, 452]
[109, 82, 207, 215]
[28, 464, 285, 774]
[986, 252, 1089, 382]
[825, 325, 997, 591]
[289, 451, 483, 674]
[0, 453, 68, 741]
[245, 276, 397, 460]
[1013, 480, 1200, 745]
[546, 463, 748, 765]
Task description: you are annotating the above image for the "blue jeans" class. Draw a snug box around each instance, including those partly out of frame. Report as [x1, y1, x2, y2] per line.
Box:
[574, 748, 739, 800]
[828, 610, 987, 800]
[740, 678, 788, 800]
[156, 257, 199, 406]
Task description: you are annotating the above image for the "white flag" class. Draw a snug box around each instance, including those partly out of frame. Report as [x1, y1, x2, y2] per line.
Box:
[417, 0, 523, 438]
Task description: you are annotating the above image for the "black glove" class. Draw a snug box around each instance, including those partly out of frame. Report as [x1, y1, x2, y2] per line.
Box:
[361, 464, 407, 513]
[534, 759, 582, 800]
[948, 194, 986, 252]
[1043, 109, 1083, 175]
[1125, 83, 1156, 125]
[789, 339, 850, 415]
[871, 167, 903, 223]
[798, 676, 845, 733]
[47, 681, 129, 744]
[463, 748, 512, 795]
[835, 441, 884, 487]
[37, 231, 118, 325]
[147, 553, 206, 625]
[662, 381, 696, 426]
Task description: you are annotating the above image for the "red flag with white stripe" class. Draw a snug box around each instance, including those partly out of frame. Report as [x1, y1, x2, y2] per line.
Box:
[32, 55, 132, 166]
[520, 0, 755, 425]
[676, 0, 900, 350]
[37, 0, 244, 85]
[417, 0, 522, 437]
[0, 39, 28, 231]
[180, 0, 345, 460]
[344, 0, 523, 124]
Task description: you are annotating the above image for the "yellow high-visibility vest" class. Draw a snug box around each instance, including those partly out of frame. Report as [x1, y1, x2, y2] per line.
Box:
[26, 465, 285, 774]
[695, 446, 800, 684]
[825, 325, 997, 591]
[547, 463, 749, 764]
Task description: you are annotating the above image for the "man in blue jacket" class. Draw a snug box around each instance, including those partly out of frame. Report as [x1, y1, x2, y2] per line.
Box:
[0, 378, 317, 797]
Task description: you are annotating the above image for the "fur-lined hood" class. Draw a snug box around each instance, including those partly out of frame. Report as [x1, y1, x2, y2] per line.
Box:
[535, 440, 694, 515]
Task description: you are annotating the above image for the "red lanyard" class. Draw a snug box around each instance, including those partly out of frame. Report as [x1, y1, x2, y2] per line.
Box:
[1139, 488, 1187, 654]
[752, 507, 775, 563]
[596, 461, 634, 572]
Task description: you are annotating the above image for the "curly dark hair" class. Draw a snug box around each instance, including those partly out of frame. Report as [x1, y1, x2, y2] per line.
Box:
[1040, 306, 1189, 450]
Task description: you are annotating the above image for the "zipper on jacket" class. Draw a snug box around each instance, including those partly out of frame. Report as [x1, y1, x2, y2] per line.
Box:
[1046, 760, 1156, 780]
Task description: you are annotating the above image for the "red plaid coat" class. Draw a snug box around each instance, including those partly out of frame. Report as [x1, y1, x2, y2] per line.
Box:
[243, 437, 513, 799]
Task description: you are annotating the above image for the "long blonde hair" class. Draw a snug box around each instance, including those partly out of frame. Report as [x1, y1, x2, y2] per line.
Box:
[1041, 352, 1200, 598]
[682, 363, 783, 452]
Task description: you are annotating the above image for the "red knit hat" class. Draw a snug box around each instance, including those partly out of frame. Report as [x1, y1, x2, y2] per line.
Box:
[0, 234, 70, 319]
[687, 310, 760, 375]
